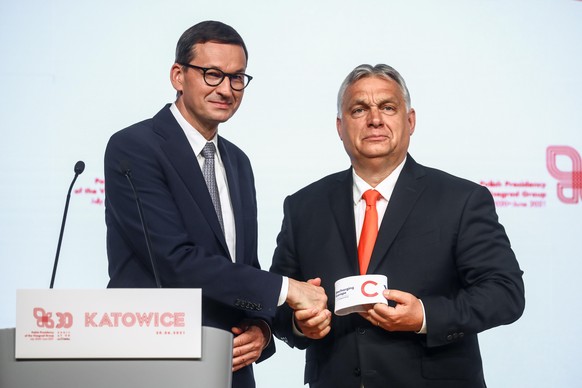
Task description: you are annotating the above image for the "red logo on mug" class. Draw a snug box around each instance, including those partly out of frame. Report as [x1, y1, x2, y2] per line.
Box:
[547, 146, 582, 204]
[361, 280, 379, 297]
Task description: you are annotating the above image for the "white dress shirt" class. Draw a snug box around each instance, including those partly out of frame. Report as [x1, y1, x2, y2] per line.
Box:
[170, 103, 236, 261]
[352, 158, 427, 334]
[169, 103, 288, 306]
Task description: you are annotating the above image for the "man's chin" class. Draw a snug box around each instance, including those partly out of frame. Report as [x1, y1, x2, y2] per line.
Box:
[210, 108, 238, 122]
[208, 113, 235, 125]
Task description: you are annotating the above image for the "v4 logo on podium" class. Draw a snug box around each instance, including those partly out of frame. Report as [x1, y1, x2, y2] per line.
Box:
[33, 307, 73, 329]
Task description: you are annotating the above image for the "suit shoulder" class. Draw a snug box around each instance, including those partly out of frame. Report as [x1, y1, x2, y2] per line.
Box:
[417, 163, 490, 199]
[289, 170, 350, 199]
[110, 118, 154, 139]
[105, 118, 157, 158]
[107, 105, 175, 145]
[419, 163, 480, 187]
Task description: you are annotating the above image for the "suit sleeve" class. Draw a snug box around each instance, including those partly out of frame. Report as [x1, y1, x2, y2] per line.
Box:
[269, 196, 312, 350]
[421, 185, 525, 347]
[105, 127, 282, 320]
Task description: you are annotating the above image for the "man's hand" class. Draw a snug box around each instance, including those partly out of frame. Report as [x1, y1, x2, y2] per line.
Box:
[294, 307, 332, 339]
[231, 320, 269, 372]
[359, 289, 423, 332]
[286, 277, 328, 312]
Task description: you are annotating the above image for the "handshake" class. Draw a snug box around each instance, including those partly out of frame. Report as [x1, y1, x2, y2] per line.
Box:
[284, 277, 425, 338]
[285, 278, 332, 340]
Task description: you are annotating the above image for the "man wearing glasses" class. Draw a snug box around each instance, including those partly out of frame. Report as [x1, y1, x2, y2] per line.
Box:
[104, 21, 329, 388]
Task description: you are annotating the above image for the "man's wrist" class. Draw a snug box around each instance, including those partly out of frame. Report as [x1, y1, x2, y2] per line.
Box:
[250, 319, 272, 349]
[292, 314, 306, 337]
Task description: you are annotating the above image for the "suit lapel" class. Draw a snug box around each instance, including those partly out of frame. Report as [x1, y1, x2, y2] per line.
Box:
[154, 105, 229, 254]
[329, 169, 360, 274]
[217, 138, 245, 264]
[367, 156, 426, 274]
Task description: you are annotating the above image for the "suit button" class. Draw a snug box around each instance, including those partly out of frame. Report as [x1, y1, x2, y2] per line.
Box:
[353, 367, 361, 377]
[357, 328, 366, 335]
[459, 332, 464, 338]
[452, 333, 459, 340]
[446, 334, 453, 341]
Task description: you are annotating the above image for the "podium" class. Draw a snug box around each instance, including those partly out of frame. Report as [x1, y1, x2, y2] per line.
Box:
[0, 326, 233, 388]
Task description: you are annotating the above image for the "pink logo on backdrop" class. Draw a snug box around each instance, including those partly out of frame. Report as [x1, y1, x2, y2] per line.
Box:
[546, 146, 582, 204]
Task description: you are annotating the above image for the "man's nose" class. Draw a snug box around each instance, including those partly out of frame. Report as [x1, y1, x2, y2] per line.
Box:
[215, 77, 234, 95]
[368, 108, 382, 127]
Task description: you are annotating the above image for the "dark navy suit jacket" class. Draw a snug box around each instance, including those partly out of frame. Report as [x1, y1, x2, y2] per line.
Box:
[270, 156, 525, 388]
[105, 104, 282, 388]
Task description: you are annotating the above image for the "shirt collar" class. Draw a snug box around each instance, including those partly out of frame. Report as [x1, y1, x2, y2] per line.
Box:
[170, 102, 218, 156]
[352, 157, 407, 205]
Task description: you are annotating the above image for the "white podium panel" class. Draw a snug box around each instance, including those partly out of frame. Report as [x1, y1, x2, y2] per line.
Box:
[0, 326, 233, 388]
[16, 289, 202, 359]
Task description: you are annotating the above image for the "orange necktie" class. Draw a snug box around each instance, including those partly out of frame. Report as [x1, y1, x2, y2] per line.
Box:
[358, 189, 382, 275]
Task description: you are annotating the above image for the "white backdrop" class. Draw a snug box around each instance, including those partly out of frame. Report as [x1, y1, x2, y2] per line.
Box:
[1, 0, 581, 387]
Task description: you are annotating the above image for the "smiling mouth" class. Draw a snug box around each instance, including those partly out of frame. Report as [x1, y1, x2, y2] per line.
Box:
[210, 100, 232, 109]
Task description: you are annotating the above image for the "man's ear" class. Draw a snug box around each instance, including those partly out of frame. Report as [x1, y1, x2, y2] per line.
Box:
[170, 63, 184, 94]
[408, 108, 416, 136]
[336, 117, 343, 140]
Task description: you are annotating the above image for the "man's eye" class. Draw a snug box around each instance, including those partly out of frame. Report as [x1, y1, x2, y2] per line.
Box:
[231, 74, 244, 82]
[205, 70, 223, 79]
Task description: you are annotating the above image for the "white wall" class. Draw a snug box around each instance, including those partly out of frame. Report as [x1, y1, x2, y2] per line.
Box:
[1, 0, 581, 386]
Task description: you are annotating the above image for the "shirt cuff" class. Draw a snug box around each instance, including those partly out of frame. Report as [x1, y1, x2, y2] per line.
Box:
[277, 276, 289, 306]
[416, 299, 427, 334]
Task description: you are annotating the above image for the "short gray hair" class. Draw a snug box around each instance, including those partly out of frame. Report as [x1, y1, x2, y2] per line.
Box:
[336, 64, 411, 118]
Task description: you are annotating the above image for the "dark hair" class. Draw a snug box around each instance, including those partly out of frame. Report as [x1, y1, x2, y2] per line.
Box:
[174, 20, 248, 65]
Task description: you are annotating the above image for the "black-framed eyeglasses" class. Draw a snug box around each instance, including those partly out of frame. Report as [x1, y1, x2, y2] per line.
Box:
[179, 63, 253, 91]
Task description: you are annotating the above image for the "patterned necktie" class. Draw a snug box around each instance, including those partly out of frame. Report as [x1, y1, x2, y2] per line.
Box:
[201, 142, 224, 232]
[358, 189, 382, 275]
